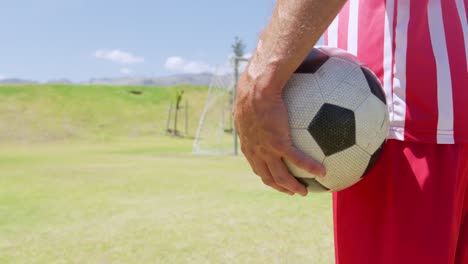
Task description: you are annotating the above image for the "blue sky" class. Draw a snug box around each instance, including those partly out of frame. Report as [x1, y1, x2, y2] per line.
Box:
[0, 0, 277, 82]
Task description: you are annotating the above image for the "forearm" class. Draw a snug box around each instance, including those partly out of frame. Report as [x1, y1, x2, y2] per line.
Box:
[234, 0, 339, 195]
[246, 0, 347, 95]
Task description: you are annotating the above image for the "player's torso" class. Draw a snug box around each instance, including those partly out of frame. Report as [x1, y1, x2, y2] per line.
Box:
[324, 0, 468, 144]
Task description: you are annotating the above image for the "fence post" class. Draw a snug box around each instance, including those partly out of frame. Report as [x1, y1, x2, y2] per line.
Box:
[185, 100, 189, 136]
[233, 59, 239, 155]
[165, 102, 173, 135]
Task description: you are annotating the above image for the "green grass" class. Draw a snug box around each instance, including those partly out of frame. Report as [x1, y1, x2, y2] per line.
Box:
[0, 137, 334, 264]
[0, 84, 208, 142]
[0, 84, 334, 263]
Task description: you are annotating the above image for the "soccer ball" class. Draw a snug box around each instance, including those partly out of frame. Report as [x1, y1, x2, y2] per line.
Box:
[282, 46, 390, 192]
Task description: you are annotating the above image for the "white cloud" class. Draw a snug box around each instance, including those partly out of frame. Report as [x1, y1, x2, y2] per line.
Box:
[94, 49, 144, 64]
[165, 56, 186, 71]
[164, 56, 232, 75]
[120, 67, 133, 75]
[0, 74, 5, 80]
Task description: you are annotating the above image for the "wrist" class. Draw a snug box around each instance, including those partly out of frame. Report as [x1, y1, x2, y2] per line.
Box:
[244, 60, 289, 97]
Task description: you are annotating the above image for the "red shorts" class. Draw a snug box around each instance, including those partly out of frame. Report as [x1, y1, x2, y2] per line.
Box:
[333, 140, 468, 264]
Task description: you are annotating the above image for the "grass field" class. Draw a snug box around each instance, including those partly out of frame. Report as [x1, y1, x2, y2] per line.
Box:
[0, 84, 208, 142]
[0, 85, 334, 263]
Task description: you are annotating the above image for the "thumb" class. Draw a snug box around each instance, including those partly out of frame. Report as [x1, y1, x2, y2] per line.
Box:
[281, 145, 326, 177]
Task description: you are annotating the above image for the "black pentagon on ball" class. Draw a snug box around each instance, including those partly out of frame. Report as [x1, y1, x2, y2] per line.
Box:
[296, 177, 330, 192]
[361, 66, 387, 105]
[308, 103, 356, 156]
[294, 48, 329, 74]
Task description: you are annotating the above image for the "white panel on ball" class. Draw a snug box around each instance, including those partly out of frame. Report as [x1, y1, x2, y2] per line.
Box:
[283, 74, 324, 129]
[354, 95, 390, 155]
[315, 58, 357, 98]
[326, 68, 370, 110]
[317, 145, 370, 191]
[284, 128, 326, 179]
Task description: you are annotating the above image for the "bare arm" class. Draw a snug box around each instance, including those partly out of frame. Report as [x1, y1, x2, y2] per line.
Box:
[234, 0, 347, 196]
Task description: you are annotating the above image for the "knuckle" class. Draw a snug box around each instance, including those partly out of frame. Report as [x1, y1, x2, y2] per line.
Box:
[241, 146, 255, 157]
[270, 141, 287, 152]
[240, 145, 248, 154]
[262, 178, 274, 187]
[251, 167, 260, 176]
[275, 176, 289, 186]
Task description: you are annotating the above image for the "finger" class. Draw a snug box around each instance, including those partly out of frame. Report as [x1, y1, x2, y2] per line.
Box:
[243, 151, 260, 175]
[266, 157, 308, 196]
[244, 152, 294, 195]
[281, 146, 326, 177]
[251, 157, 294, 195]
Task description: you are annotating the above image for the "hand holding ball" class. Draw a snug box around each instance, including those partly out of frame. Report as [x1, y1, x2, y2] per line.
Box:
[283, 47, 390, 192]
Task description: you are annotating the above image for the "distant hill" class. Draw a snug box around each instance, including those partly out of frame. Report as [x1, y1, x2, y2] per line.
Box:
[0, 78, 38, 84]
[46, 79, 73, 84]
[84, 73, 232, 87]
[0, 73, 233, 87]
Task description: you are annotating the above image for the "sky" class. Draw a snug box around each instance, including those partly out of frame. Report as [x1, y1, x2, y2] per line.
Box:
[0, 0, 278, 82]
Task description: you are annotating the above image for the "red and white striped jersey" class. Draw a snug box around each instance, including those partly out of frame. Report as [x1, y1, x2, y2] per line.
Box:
[324, 0, 468, 144]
